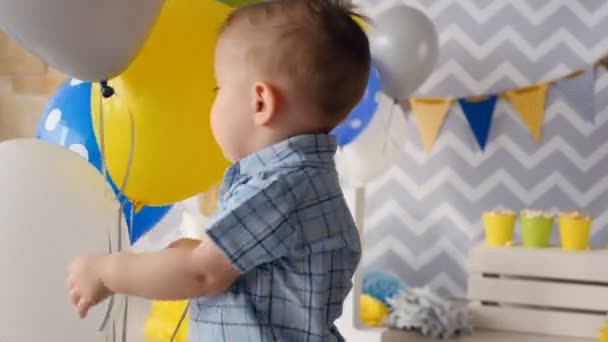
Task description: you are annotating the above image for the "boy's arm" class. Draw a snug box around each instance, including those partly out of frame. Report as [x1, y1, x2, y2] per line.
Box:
[100, 234, 239, 300]
[167, 238, 203, 249]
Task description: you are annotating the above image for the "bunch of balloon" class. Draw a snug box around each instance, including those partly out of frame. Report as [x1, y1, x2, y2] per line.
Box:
[1, 0, 237, 208]
[36, 80, 173, 244]
[0, 0, 268, 340]
[90, 0, 233, 206]
[333, 4, 439, 186]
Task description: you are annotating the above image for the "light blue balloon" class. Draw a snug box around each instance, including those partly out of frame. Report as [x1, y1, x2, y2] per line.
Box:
[36, 80, 173, 244]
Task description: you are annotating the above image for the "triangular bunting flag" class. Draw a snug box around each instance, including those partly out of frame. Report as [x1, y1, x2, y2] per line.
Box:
[409, 98, 453, 154]
[458, 95, 498, 151]
[555, 67, 596, 123]
[504, 84, 548, 143]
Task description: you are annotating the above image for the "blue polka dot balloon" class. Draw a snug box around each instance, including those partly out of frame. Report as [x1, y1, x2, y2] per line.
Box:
[36, 79, 173, 244]
[332, 66, 381, 146]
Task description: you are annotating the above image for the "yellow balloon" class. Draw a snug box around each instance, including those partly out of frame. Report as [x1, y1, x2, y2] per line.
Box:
[144, 300, 189, 342]
[92, 0, 231, 205]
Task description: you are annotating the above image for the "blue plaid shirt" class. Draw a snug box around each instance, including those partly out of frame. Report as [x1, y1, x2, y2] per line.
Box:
[189, 134, 361, 342]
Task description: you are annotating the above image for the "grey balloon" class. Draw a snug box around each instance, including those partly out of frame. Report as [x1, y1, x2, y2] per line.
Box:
[0, 0, 165, 81]
[369, 5, 439, 101]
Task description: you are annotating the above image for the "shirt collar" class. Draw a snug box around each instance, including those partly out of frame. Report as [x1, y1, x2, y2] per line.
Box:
[234, 134, 337, 176]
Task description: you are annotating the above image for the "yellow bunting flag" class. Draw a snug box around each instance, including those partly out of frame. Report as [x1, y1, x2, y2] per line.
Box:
[504, 84, 549, 143]
[409, 98, 453, 154]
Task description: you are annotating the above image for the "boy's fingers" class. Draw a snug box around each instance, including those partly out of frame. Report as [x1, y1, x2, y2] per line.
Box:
[69, 290, 80, 307]
[77, 299, 90, 319]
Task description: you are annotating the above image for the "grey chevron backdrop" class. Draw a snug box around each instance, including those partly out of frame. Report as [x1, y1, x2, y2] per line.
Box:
[356, 0, 608, 298]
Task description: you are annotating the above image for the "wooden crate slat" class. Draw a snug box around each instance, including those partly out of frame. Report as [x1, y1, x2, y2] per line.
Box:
[468, 274, 608, 312]
[381, 329, 595, 342]
[470, 304, 605, 338]
[468, 245, 608, 283]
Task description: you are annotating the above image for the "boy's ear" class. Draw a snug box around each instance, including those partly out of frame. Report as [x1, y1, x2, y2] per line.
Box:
[252, 82, 280, 126]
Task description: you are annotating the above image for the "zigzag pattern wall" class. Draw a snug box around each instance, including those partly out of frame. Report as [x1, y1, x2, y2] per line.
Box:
[358, 0, 608, 297]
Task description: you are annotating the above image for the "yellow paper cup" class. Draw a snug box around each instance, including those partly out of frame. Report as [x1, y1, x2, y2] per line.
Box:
[483, 213, 516, 247]
[558, 216, 592, 251]
[599, 319, 608, 342]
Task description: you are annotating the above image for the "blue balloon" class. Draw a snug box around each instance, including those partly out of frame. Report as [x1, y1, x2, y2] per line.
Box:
[332, 66, 381, 146]
[36, 80, 173, 244]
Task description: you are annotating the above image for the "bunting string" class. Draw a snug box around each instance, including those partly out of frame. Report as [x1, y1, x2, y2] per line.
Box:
[407, 53, 608, 154]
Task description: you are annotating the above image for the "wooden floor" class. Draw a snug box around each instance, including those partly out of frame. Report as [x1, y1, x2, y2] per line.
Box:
[382, 329, 595, 342]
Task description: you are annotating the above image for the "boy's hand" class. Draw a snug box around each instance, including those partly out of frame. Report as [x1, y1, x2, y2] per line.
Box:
[67, 255, 113, 319]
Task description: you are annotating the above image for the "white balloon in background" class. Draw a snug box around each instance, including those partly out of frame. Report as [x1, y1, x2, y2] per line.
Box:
[336, 93, 408, 186]
[0, 139, 118, 341]
[369, 5, 439, 100]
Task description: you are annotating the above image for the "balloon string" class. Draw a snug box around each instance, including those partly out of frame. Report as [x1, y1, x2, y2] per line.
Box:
[99, 230, 116, 330]
[120, 206, 135, 342]
[380, 100, 399, 157]
[115, 88, 137, 342]
[98, 84, 114, 335]
[121, 296, 129, 342]
[170, 300, 191, 342]
[97, 81, 138, 342]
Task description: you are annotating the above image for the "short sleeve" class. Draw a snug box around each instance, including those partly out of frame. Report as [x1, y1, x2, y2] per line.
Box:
[206, 177, 298, 274]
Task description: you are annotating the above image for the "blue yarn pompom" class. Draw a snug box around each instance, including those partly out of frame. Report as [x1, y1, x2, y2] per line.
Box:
[363, 271, 404, 304]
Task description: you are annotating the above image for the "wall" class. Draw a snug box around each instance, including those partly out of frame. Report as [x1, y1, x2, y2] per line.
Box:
[359, 0, 608, 301]
[0, 32, 64, 141]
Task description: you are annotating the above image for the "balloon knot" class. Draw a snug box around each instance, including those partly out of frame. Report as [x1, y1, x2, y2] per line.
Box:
[132, 200, 145, 214]
[100, 80, 115, 99]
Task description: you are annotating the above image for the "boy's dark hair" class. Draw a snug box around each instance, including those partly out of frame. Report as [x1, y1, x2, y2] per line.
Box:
[222, 0, 371, 126]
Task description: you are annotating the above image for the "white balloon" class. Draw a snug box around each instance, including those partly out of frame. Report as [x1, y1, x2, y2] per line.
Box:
[0, 139, 118, 341]
[0, 0, 164, 81]
[369, 5, 439, 100]
[335, 93, 408, 186]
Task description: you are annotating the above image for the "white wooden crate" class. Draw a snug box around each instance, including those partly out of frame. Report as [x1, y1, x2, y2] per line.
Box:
[382, 244, 607, 341]
[467, 244, 608, 339]
[382, 329, 594, 342]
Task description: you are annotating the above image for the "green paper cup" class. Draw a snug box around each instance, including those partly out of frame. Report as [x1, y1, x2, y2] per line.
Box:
[521, 216, 553, 248]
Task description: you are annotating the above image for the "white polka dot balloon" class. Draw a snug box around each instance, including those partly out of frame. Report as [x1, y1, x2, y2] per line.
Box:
[68, 143, 89, 160]
[44, 108, 62, 131]
[69, 78, 84, 86]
